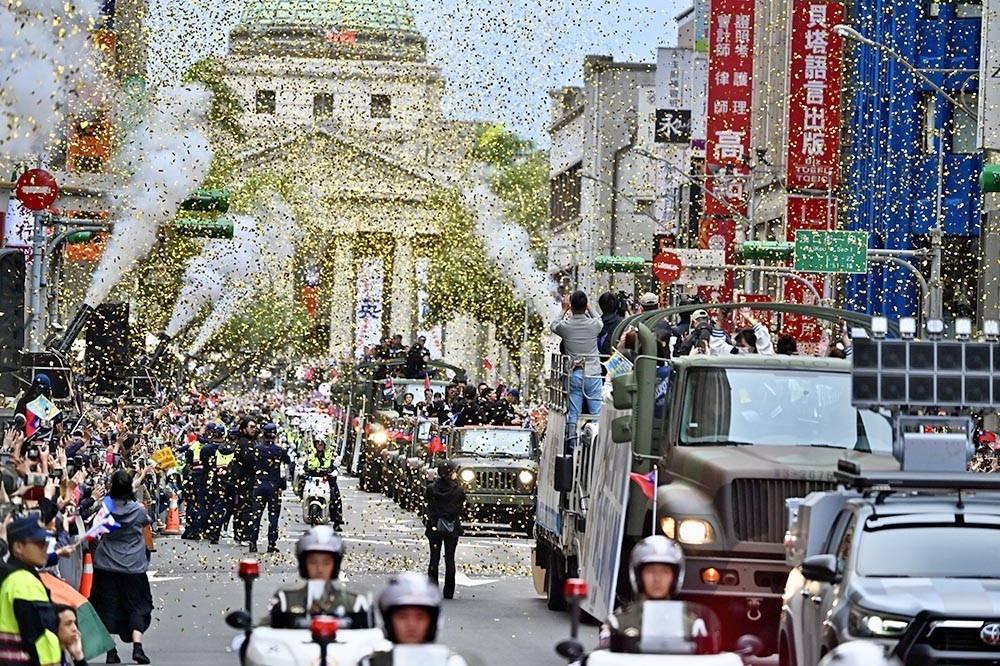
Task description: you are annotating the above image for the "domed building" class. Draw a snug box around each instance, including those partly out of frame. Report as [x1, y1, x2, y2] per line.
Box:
[217, 0, 482, 366]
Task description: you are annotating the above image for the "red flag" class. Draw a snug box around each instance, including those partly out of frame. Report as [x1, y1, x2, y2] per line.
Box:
[629, 470, 657, 500]
[483, 358, 494, 372]
[428, 435, 445, 454]
[424, 374, 431, 391]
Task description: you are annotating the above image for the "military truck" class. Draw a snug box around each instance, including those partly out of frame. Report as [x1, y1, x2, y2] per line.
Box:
[533, 303, 899, 656]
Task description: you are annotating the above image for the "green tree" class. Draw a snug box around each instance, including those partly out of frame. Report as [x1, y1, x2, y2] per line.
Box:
[424, 125, 549, 353]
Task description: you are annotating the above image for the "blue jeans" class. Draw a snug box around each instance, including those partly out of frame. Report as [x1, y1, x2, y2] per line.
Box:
[568, 369, 603, 430]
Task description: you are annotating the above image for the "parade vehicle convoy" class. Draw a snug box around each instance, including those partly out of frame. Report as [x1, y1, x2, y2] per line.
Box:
[533, 302, 898, 657]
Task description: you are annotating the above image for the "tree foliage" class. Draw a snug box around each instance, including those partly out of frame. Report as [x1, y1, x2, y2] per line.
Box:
[424, 125, 549, 352]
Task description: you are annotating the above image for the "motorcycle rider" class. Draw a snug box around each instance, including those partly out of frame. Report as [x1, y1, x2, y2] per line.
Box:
[361, 572, 467, 666]
[602, 536, 721, 654]
[305, 435, 343, 530]
[247, 423, 290, 554]
[267, 526, 373, 629]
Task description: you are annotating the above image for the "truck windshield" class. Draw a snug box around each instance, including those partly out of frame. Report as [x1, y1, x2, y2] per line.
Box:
[858, 525, 1000, 578]
[458, 429, 534, 457]
[678, 367, 892, 451]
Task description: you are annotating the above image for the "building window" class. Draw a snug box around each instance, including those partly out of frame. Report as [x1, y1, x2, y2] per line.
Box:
[550, 163, 582, 228]
[951, 91, 979, 155]
[924, 0, 982, 17]
[255, 89, 276, 115]
[370, 94, 391, 118]
[313, 92, 336, 118]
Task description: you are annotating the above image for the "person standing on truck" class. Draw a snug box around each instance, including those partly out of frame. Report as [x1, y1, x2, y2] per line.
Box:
[550, 290, 603, 435]
[601, 536, 721, 654]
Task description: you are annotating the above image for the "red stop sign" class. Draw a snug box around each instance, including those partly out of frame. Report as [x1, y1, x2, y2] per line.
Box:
[15, 168, 58, 211]
[652, 251, 683, 285]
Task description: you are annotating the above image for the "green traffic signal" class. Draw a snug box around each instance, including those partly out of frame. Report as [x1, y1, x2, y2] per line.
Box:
[982, 165, 1000, 193]
[179, 188, 230, 213]
[594, 255, 648, 274]
[741, 241, 795, 262]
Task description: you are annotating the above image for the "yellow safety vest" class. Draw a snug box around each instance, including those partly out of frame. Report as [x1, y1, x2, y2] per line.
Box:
[215, 450, 235, 468]
[0, 568, 62, 666]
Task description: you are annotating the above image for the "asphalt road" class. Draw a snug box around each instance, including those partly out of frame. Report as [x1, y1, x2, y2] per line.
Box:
[128, 476, 589, 666]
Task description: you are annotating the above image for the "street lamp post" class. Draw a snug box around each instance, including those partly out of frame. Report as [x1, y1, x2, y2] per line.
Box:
[834, 23, 978, 323]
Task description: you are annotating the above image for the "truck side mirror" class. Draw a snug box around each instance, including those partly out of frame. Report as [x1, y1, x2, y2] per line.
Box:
[554, 455, 573, 492]
[800, 554, 838, 583]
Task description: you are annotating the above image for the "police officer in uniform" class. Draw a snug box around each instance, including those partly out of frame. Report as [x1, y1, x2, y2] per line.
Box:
[603, 536, 721, 654]
[362, 572, 467, 666]
[305, 436, 343, 530]
[267, 526, 372, 629]
[201, 423, 238, 545]
[181, 429, 208, 540]
[231, 417, 259, 545]
[247, 423, 290, 553]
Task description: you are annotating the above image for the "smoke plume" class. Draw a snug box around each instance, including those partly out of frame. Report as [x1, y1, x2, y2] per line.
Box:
[180, 193, 297, 354]
[85, 85, 213, 307]
[463, 170, 561, 321]
[0, 0, 107, 162]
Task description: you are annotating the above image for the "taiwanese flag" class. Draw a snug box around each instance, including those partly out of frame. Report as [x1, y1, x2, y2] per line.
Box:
[428, 435, 446, 455]
[483, 358, 494, 372]
[24, 394, 60, 438]
[41, 572, 116, 660]
[629, 469, 658, 500]
[383, 378, 396, 399]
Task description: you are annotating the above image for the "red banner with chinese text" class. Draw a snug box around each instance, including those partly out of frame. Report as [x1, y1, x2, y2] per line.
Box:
[785, 0, 844, 191]
[703, 0, 755, 218]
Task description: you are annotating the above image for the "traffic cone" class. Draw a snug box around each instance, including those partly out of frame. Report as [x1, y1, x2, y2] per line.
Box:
[163, 492, 181, 535]
[79, 552, 93, 598]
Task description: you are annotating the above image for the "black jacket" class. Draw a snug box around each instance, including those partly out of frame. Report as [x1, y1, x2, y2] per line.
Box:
[424, 478, 466, 538]
[598, 312, 626, 357]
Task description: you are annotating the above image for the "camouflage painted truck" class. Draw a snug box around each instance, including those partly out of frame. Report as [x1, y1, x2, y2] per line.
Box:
[533, 303, 900, 657]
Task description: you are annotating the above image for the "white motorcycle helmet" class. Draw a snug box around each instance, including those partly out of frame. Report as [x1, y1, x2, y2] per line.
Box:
[377, 572, 443, 643]
[817, 641, 902, 666]
[295, 525, 344, 579]
[629, 535, 685, 597]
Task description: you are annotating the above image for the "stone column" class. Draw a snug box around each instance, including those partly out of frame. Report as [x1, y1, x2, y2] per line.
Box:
[328, 236, 355, 361]
[389, 241, 415, 343]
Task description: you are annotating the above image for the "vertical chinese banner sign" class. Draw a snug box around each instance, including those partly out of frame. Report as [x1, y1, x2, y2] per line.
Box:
[354, 258, 384, 358]
[702, 0, 755, 303]
[414, 258, 443, 359]
[783, 0, 843, 341]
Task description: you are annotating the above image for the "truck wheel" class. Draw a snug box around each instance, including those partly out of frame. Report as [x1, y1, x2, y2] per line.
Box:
[546, 549, 567, 611]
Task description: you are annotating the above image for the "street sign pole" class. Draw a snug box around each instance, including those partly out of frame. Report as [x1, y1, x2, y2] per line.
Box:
[28, 211, 46, 352]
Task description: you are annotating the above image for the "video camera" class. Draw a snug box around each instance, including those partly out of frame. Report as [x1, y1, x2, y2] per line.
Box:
[616, 290, 633, 318]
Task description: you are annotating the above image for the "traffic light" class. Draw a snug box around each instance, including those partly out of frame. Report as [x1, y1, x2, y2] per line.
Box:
[175, 216, 235, 239]
[594, 255, 648, 274]
[982, 165, 1000, 193]
[741, 241, 795, 262]
[179, 189, 230, 213]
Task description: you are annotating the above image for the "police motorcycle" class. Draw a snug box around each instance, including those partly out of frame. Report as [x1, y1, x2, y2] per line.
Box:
[554, 578, 755, 666]
[302, 464, 336, 525]
[225, 558, 389, 666]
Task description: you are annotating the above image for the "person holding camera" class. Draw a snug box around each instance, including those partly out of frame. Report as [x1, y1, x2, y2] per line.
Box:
[551, 291, 604, 434]
[674, 309, 715, 357]
[597, 292, 627, 359]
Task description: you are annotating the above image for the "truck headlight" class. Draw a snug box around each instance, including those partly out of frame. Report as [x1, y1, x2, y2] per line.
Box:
[660, 517, 716, 544]
[848, 606, 909, 638]
[459, 468, 476, 484]
[518, 469, 535, 486]
[370, 430, 388, 446]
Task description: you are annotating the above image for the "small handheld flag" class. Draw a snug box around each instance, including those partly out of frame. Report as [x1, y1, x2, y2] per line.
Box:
[629, 469, 657, 500]
[84, 496, 121, 541]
